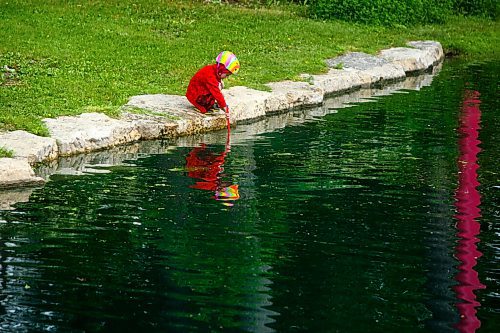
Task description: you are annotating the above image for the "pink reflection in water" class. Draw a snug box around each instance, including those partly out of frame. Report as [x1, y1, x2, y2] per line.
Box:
[453, 89, 486, 332]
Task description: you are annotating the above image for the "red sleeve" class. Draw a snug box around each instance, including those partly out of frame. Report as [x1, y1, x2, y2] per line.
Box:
[206, 75, 227, 108]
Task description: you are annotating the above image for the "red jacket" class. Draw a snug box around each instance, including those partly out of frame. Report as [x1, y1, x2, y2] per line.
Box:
[186, 64, 227, 113]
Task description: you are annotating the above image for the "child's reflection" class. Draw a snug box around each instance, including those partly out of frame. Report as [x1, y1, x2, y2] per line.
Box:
[185, 142, 239, 206]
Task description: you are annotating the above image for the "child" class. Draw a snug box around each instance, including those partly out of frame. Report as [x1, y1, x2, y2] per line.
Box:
[186, 51, 240, 115]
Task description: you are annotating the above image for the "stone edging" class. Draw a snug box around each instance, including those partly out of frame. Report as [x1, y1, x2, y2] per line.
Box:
[0, 41, 444, 189]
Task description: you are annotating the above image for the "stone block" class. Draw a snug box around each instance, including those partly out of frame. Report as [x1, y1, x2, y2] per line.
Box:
[310, 69, 368, 94]
[326, 52, 406, 86]
[224, 86, 270, 122]
[379, 41, 444, 73]
[125, 94, 227, 136]
[408, 41, 444, 64]
[0, 158, 45, 188]
[0, 130, 58, 164]
[44, 113, 141, 155]
[265, 81, 324, 113]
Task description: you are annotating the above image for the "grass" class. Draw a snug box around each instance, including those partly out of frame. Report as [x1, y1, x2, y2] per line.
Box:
[0, 0, 498, 140]
[0, 146, 14, 158]
[121, 105, 182, 120]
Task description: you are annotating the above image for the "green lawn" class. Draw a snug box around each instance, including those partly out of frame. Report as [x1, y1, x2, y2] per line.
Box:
[1, 0, 498, 138]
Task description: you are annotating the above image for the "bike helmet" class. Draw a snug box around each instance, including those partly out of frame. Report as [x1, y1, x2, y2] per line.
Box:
[216, 51, 240, 74]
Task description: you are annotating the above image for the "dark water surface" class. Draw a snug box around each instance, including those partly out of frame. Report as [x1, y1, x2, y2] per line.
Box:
[1, 60, 499, 332]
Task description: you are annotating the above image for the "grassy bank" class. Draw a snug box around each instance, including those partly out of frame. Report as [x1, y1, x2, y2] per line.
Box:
[1, 0, 498, 140]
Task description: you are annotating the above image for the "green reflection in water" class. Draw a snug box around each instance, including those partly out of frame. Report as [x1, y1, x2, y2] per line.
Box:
[0, 60, 499, 332]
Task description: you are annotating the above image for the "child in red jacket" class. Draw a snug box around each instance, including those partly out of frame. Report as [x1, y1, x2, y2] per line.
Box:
[186, 51, 240, 115]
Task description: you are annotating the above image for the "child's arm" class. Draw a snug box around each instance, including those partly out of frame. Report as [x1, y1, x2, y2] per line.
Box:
[206, 80, 227, 109]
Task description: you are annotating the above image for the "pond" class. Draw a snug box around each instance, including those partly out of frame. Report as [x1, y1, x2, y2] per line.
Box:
[1, 60, 499, 332]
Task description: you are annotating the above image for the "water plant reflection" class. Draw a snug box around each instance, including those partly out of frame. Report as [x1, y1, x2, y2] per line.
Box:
[453, 89, 486, 332]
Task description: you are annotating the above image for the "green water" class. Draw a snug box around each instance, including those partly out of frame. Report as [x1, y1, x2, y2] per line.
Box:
[1, 60, 499, 332]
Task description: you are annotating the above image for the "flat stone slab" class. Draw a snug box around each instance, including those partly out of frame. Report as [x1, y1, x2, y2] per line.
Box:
[266, 81, 324, 112]
[326, 52, 406, 85]
[327, 52, 392, 70]
[379, 40, 444, 73]
[124, 94, 227, 136]
[224, 86, 270, 122]
[409, 40, 445, 60]
[44, 113, 142, 156]
[120, 112, 180, 139]
[126, 94, 193, 114]
[307, 69, 368, 95]
[0, 130, 58, 164]
[0, 158, 45, 188]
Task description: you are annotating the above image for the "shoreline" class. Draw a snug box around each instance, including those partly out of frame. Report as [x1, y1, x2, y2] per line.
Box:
[0, 41, 444, 190]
